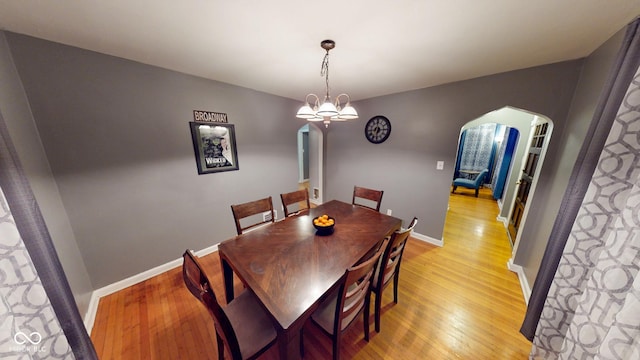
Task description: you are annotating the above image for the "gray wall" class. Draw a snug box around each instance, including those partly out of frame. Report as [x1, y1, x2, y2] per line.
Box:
[5, 32, 303, 289]
[513, 28, 626, 285]
[0, 33, 94, 315]
[325, 61, 582, 239]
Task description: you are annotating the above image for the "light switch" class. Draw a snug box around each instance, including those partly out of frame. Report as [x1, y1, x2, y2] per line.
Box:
[437, 161, 444, 170]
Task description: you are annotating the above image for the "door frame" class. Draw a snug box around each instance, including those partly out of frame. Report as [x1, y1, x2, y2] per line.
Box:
[508, 116, 553, 258]
[507, 121, 550, 245]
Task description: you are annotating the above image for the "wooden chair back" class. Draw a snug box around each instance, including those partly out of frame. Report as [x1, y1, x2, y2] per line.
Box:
[352, 186, 384, 212]
[280, 189, 310, 217]
[371, 218, 417, 332]
[230, 196, 274, 235]
[336, 238, 388, 341]
[406, 216, 418, 231]
[182, 250, 241, 358]
[308, 240, 388, 360]
[379, 227, 412, 289]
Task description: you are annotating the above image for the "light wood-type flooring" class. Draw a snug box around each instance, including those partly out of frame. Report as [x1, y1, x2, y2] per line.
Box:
[91, 187, 533, 359]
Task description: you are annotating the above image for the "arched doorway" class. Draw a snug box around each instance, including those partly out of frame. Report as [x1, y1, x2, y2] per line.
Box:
[454, 107, 554, 249]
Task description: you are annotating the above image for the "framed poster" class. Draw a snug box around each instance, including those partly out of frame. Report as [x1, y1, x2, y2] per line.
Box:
[189, 121, 239, 174]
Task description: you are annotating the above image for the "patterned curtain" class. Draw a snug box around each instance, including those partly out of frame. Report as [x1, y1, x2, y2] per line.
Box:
[0, 110, 97, 358]
[530, 58, 640, 359]
[1, 188, 74, 359]
[459, 123, 497, 172]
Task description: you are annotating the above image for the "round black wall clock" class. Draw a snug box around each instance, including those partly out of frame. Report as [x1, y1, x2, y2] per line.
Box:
[365, 115, 391, 144]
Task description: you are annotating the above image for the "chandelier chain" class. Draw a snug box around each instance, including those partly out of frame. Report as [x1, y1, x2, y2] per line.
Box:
[321, 52, 330, 99]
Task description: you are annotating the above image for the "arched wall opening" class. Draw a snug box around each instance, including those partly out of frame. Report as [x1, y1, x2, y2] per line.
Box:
[455, 106, 554, 251]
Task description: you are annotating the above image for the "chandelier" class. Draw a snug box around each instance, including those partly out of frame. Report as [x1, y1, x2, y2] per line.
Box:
[296, 40, 358, 128]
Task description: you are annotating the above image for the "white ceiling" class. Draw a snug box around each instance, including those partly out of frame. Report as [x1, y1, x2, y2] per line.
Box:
[1, 1, 639, 101]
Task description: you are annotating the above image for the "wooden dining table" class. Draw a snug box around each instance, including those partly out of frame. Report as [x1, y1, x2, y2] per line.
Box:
[218, 199, 402, 360]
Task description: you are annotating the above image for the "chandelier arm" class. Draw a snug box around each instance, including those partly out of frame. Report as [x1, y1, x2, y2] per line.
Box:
[334, 93, 352, 108]
[305, 93, 321, 107]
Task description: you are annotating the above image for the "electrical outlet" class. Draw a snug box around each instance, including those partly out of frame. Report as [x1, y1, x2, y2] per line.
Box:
[386, 209, 392, 215]
[437, 161, 444, 170]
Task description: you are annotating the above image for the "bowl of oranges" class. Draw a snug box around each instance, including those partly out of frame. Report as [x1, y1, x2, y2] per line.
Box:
[313, 214, 335, 235]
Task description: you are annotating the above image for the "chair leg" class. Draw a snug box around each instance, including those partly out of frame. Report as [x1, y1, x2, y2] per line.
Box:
[374, 291, 382, 333]
[333, 332, 341, 360]
[300, 328, 305, 358]
[475, 188, 479, 197]
[364, 294, 371, 342]
[451, 185, 457, 193]
[393, 275, 400, 304]
[216, 333, 225, 360]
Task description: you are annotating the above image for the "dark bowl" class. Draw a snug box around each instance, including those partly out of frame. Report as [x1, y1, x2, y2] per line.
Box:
[313, 216, 335, 235]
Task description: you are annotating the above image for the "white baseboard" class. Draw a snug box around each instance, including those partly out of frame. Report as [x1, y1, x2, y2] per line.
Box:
[496, 215, 508, 227]
[83, 243, 219, 334]
[83, 292, 100, 334]
[507, 258, 531, 305]
[411, 231, 443, 247]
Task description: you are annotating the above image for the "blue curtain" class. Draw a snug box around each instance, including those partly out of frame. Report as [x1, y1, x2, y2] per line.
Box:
[454, 130, 467, 179]
[492, 128, 519, 199]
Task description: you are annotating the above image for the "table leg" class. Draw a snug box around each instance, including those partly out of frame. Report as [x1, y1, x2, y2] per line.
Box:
[221, 258, 234, 303]
[277, 329, 302, 360]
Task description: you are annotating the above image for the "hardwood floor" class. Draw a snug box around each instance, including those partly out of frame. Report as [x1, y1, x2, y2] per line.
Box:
[91, 187, 532, 359]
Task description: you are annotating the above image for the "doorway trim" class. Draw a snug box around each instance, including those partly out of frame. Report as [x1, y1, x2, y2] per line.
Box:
[297, 124, 309, 183]
[505, 116, 554, 244]
[297, 123, 324, 204]
[506, 115, 554, 304]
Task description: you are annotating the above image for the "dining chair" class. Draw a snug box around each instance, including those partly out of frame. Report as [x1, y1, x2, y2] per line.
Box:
[405, 216, 418, 231]
[182, 250, 277, 360]
[230, 196, 274, 235]
[371, 217, 417, 333]
[352, 186, 384, 212]
[280, 189, 310, 217]
[307, 238, 389, 360]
